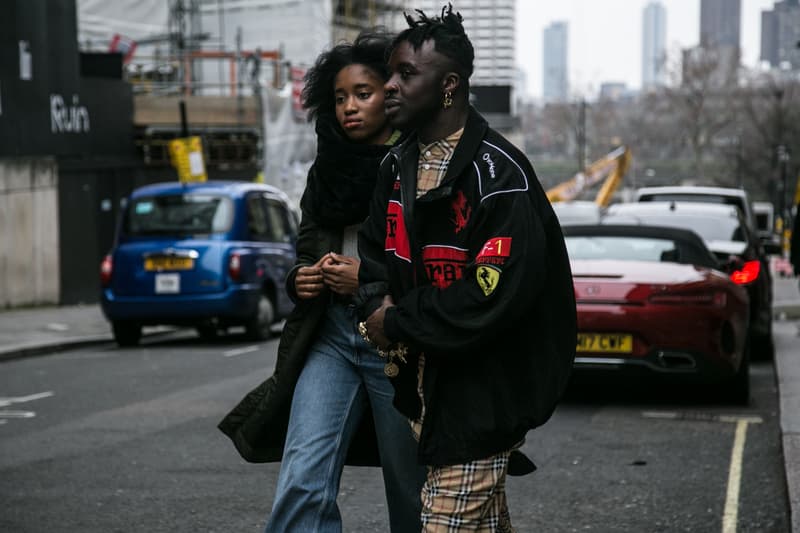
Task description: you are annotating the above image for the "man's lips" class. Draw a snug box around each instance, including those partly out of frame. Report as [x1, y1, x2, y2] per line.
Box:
[343, 119, 362, 129]
[385, 99, 400, 111]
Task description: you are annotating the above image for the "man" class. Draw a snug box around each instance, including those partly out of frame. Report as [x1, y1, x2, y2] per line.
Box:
[357, 5, 576, 531]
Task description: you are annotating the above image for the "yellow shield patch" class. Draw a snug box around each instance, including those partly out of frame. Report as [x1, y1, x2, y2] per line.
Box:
[476, 265, 501, 296]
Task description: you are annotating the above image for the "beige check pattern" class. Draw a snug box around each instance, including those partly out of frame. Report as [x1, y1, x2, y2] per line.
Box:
[420, 451, 515, 532]
[416, 128, 464, 198]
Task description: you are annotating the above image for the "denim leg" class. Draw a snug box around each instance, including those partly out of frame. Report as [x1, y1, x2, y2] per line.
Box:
[347, 307, 427, 533]
[265, 311, 367, 533]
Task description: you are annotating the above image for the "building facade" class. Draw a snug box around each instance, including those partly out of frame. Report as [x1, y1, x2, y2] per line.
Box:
[760, 0, 800, 70]
[543, 21, 568, 103]
[700, 0, 741, 49]
[642, 1, 667, 89]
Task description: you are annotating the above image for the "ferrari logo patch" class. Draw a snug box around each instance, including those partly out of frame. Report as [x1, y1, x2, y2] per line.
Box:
[476, 265, 501, 296]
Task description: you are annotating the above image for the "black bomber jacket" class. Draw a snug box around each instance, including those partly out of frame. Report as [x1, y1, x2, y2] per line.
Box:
[357, 107, 577, 467]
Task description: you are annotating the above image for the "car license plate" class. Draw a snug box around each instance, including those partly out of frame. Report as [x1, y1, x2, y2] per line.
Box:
[144, 257, 194, 271]
[576, 333, 633, 353]
[155, 273, 180, 294]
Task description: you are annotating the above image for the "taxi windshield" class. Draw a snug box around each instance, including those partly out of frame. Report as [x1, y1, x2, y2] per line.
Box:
[123, 194, 233, 236]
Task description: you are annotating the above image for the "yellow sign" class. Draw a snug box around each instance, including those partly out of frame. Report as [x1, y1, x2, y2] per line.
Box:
[168, 136, 207, 183]
[476, 265, 500, 296]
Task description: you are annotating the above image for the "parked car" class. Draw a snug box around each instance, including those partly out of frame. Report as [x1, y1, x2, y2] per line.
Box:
[100, 181, 297, 346]
[552, 200, 603, 226]
[633, 185, 783, 255]
[564, 224, 750, 402]
[603, 201, 774, 359]
[633, 185, 756, 229]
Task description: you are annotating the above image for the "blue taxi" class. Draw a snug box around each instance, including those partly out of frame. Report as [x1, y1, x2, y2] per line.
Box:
[100, 181, 297, 346]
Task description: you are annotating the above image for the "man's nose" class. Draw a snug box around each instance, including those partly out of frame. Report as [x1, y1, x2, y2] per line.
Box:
[384, 77, 398, 95]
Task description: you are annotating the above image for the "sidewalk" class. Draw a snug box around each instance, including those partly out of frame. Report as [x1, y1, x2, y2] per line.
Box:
[1, 285, 800, 529]
[0, 304, 172, 360]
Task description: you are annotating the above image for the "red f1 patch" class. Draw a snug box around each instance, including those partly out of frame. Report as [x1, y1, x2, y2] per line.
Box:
[476, 237, 511, 266]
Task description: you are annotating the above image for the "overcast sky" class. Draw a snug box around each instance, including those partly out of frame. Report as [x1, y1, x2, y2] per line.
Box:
[516, 0, 777, 100]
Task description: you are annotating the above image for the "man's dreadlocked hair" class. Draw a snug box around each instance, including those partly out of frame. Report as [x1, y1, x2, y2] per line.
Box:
[391, 3, 474, 83]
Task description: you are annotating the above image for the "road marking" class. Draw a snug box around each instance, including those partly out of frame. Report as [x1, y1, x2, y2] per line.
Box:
[0, 391, 54, 408]
[0, 420, 6, 425]
[641, 411, 763, 424]
[222, 345, 260, 358]
[640, 411, 761, 533]
[0, 410, 35, 418]
[722, 419, 751, 533]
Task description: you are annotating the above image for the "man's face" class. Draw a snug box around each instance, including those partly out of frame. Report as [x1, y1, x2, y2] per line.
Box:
[384, 39, 448, 130]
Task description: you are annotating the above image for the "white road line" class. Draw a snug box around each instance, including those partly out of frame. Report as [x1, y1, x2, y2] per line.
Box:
[0, 410, 36, 418]
[0, 420, 7, 425]
[223, 345, 260, 358]
[0, 391, 54, 408]
[722, 419, 751, 533]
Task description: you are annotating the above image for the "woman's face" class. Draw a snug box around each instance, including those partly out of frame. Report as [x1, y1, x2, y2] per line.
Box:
[334, 64, 391, 145]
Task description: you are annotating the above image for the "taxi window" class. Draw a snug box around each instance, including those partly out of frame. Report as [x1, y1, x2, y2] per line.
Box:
[124, 194, 232, 236]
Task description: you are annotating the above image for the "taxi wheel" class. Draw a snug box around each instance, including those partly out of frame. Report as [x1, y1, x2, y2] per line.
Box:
[113, 321, 142, 347]
[245, 294, 274, 341]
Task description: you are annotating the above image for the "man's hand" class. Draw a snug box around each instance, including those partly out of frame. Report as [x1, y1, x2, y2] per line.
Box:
[364, 295, 395, 349]
[321, 252, 361, 296]
[294, 255, 327, 299]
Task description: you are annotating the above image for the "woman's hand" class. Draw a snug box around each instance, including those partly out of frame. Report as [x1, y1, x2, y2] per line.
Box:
[294, 255, 327, 299]
[321, 252, 360, 296]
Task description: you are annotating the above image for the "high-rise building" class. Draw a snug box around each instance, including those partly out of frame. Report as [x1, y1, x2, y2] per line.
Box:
[760, 0, 800, 70]
[642, 1, 667, 89]
[700, 0, 741, 49]
[543, 21, 568, 103]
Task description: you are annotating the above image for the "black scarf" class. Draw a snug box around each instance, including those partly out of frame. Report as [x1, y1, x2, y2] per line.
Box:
[300, 114, 397, 228]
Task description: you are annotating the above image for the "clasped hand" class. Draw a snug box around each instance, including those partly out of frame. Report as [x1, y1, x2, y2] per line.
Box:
[295, 252, 359, 299]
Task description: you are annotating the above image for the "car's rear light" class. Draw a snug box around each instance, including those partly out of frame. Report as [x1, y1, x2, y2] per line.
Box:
[100, 254, 113, 287]
[730, 260, 760, 285]
[648, 291, 727, 307]
[228, 252, 242, 282]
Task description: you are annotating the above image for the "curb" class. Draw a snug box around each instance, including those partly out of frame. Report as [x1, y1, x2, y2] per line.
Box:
[0, 327, 179, 363]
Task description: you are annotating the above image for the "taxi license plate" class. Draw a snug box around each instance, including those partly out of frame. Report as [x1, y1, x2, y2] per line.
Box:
[144, 257, 194, 271]
[576, 333, 633, 354]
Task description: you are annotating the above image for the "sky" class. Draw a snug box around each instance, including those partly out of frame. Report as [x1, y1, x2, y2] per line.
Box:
[516, 0, 777, 100]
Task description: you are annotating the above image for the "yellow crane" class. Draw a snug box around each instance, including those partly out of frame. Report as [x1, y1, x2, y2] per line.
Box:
[546, 146, 632, 207]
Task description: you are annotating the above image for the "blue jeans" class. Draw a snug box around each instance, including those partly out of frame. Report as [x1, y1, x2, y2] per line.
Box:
[265, 302, 425, 533]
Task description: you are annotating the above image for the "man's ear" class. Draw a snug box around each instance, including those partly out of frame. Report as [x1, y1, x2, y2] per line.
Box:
[442, 72, 461, 95]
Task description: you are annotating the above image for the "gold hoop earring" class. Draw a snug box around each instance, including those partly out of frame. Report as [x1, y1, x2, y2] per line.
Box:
[443, 91, 453, 109]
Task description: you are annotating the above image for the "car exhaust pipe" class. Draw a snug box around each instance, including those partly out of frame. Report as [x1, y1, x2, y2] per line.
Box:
[656, 350, 696, 370]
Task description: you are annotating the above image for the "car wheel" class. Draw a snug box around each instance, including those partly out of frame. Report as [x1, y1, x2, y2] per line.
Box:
[196, 324, 219, 340]
[750, 321, 774, 361]
[244, 294, 274, 341]
[725, 344, 750, 405]
[113, 321, 142, 347]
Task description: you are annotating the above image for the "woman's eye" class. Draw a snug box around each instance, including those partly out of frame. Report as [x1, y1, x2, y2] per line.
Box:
[335, 97, 344, 104]
[358, 92, 371, 99]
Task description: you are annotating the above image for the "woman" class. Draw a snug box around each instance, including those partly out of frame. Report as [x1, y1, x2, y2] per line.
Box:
[218, 32, 425, 532]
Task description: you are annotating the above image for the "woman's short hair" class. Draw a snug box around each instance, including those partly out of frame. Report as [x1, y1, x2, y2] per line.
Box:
[302, 30, 393, 121]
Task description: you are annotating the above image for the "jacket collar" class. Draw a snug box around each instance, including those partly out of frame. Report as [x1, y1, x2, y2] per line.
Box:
[393, 106, 488, 201]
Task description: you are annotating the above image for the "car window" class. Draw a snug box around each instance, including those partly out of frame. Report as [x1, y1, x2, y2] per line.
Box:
[124, 194, 232, 236]
[609, 211, 744, 243]
[566, 236, 680, 262]
[247, 194, 271, 241]
[639, 193, 746, 217]
[265, 198, 294, 243]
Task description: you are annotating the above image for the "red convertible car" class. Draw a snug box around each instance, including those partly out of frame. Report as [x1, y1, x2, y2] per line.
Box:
[563, 224, 751, 402]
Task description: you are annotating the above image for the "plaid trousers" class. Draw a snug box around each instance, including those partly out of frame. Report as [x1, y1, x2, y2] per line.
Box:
[420, 451, 515, 533]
